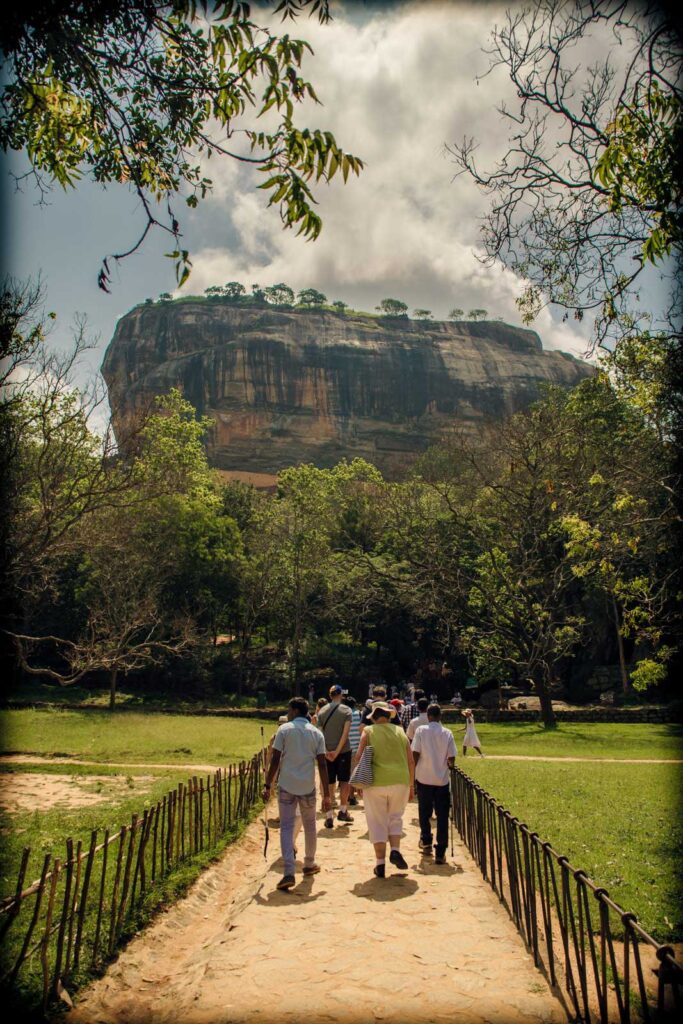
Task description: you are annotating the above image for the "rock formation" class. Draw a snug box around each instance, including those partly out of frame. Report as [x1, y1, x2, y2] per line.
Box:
[103, 301, 593, 481]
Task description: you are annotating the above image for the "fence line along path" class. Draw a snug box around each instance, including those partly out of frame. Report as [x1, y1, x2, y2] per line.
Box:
[63, 792, 566, 1024]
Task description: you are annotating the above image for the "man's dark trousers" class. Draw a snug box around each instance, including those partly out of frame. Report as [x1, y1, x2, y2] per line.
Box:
[416, 782, 450, 856]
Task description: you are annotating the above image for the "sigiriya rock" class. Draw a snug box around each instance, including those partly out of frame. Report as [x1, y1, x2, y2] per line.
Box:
[102, 300, 594, 483]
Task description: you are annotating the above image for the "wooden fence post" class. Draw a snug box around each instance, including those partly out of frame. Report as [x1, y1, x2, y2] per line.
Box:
[52, 839, 74, 997]
[41, 858, 60, 1012]
[73, 831, 97, 973]
[8, 853, 51, 988]
[0, 846, 29, 944]
[91, 829, 109, 968]
[108, 827, 127, 954]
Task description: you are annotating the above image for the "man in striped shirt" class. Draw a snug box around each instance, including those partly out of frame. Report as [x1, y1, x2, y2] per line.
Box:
[400, 688, 426, 731]
[343, 695, 362, 806]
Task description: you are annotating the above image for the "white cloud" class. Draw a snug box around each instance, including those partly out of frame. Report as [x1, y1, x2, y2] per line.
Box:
[184, 0, 590, 358]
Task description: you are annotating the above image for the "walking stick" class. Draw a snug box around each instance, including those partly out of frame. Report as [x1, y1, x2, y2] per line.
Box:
[261, 726, 269, 859]
[449, 775, 455, 858]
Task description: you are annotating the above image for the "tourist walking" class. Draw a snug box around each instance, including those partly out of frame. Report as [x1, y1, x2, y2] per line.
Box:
[361, 685, 390, 727]
[406, 697, 429, 740]
[263, 697, 332, 890]
[311, 696, 328, 726]
[461, 708, 485, 756]
[400, 688, 425, 730]
[317, 684, 354, 826]
[354, 702, 414, 878]
[344, 695, 363, 806]
[411, 704, 456, 863]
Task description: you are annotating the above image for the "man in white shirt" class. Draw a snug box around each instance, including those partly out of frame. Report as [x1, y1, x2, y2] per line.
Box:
[411, 704, 456, 864]
[406, 697, 430, 740]
[263, 697, 331, 890]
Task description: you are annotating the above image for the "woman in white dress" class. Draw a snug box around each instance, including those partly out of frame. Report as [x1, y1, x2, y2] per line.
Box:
[461, 708, 485, 757]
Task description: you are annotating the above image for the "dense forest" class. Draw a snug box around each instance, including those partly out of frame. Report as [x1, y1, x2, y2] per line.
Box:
[1, 281, 679, 728]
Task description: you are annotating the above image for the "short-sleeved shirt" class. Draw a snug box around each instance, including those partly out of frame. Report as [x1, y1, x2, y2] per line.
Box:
[272, 716, 326, 795]
[406, 712, 429, 740]
[364, 723, 410, 787]
[317, 700, 352, 753]
[411, 722, 457, 787]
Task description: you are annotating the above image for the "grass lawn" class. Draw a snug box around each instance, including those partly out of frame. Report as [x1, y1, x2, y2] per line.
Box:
[446, 720, 683, 760]
[0, 709, 274, 1014]
[454, 750, 682, 943]
[0, 709, 277, 900]
[0, 707, 277, 764]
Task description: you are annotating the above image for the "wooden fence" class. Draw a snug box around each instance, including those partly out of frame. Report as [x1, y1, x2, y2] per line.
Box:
[0, 751, 266, 1013]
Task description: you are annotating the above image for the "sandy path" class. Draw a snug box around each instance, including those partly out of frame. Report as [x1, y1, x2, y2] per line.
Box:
[0, 755, 223, 773]
[64, 795, 567, 1024]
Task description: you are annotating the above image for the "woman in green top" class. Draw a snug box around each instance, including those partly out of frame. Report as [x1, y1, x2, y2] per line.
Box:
[355, 702, 414, 878]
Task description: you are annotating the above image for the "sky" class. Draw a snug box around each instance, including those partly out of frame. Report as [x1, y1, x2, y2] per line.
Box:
[2, 0, 630, 397]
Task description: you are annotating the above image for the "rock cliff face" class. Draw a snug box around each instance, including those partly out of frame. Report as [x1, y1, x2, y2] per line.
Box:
[103, 301, 593, 480]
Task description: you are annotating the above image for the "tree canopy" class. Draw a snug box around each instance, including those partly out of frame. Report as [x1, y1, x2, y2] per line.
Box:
[451, 0, 682, 345]
[0, 1, 363, 290]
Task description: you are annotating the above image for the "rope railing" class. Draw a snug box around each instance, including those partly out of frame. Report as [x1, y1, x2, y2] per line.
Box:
[450, 766, 682, 1023]
[0, 750, 267, 1013]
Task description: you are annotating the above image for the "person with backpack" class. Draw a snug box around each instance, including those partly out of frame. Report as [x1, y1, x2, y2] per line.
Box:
[317, 684, 354, 826]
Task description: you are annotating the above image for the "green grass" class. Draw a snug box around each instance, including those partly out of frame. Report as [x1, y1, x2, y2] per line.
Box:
[446, 720, 683, 760]
[456, 756, 683, 943]
[0, 708, 277, 903]
[0, 707, 277, 764]
[0, 708, 270, 1016]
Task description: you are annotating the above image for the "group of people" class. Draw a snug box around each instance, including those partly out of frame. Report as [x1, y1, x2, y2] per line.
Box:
[262, 684, 484, 891]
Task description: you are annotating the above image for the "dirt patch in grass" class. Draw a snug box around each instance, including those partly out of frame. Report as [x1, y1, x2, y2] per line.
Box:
[0, 771, 156, 814]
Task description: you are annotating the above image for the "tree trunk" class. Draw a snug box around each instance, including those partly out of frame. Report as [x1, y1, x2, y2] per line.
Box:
[533, 668, 556, 729]
[611, 592, 631, 693]
[109, 666, 118, 711]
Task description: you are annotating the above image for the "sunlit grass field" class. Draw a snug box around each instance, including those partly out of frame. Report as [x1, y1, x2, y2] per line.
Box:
[0, 710, 277, 902]
[446, 722, 683, 942]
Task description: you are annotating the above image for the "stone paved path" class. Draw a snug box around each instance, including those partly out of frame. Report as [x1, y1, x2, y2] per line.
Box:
[64, 793, 567, 1024]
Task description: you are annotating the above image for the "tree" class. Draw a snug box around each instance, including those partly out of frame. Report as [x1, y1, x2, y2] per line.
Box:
[376, 298, 408, 317]
[11, 389, 234, 707]
[159, 292, 172, 301]
[413, 309, 433, 320]
[264, 283, 295, 306]
[450, 0, 682, 345]
[332, 300, 348, 313]
[467, 309, 487, 321]
[223, 281, 246, 301]
[1, 1, 363, 290]
[204, 285, 223, 297]
[251, 284, 266, 302]
[296, 287, 327, 307]
[448, 308, 464, 319]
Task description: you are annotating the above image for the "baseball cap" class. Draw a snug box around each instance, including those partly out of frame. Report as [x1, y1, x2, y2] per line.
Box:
[329, 684, 344, 696]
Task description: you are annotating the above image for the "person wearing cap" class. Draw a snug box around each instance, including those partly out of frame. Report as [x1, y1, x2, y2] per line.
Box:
[411, 703, 456, 863]
[354, 701, 414, 878]
[316, 684, 354, 826]
[263, 697, 332, 891]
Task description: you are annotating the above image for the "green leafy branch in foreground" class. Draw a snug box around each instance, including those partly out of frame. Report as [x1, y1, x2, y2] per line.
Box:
[0, 1, 362, 290]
